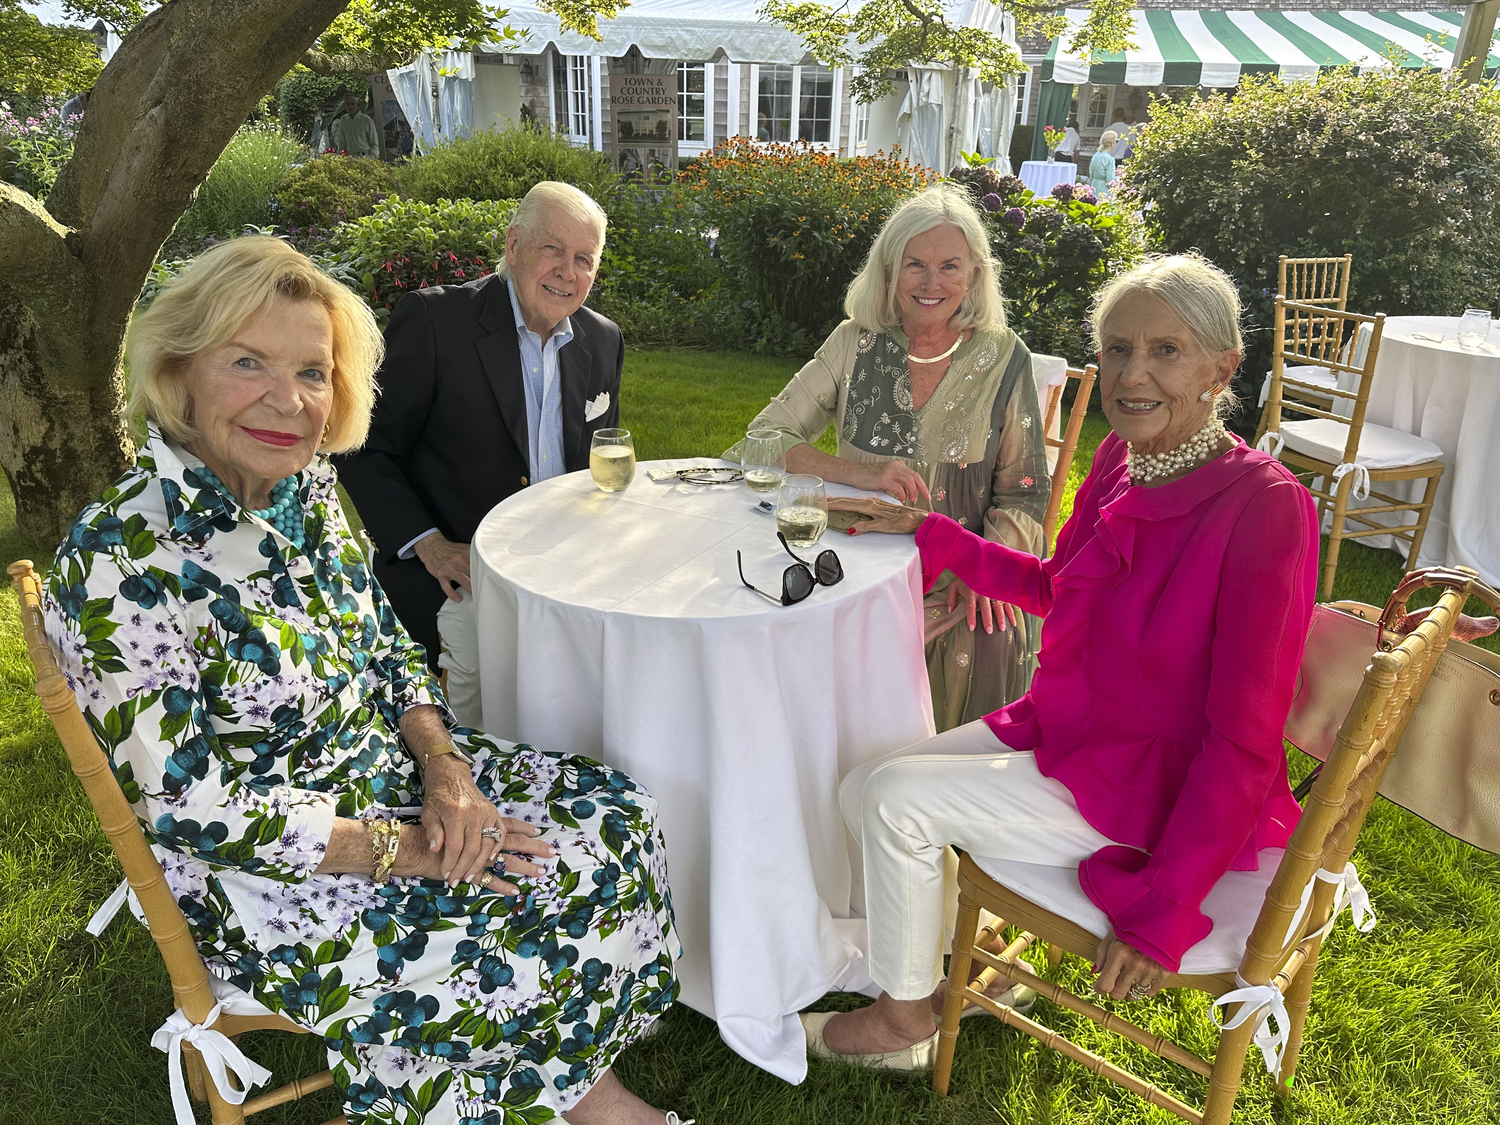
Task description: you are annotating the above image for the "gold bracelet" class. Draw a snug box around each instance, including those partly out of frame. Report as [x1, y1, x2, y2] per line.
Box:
[369, 820, 401, 884]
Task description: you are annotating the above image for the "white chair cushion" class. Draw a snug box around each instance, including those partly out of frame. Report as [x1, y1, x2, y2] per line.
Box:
[1258, 366, 1338, 407]
[1280, 417, 1444, 470]
[969, 848, 1284, 975]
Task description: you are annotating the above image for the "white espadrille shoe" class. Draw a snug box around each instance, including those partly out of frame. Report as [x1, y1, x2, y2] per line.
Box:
[957, 980, 1038, 1020]
[664, 1113, 695, 1124]
[799, 1010, 937, 1071]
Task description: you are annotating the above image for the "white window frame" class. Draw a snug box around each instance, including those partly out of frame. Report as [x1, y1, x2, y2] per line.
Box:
[727, 61, 741, 138]
[677, 61, 713, 156]
[1086, 84, 1109, 129]
[553, 53, 593, 144]
[855, 99, 870, 149]
[748, 63, 840, 150]
[1015, 69, 1032, 126]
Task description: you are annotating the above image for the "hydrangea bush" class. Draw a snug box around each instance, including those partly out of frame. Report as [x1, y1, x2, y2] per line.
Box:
[948, 166, 1142, 365]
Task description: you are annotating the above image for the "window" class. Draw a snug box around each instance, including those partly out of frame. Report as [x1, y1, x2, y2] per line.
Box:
[757, 64, 792, 141]
[552, 53, 592, 141]
[855, 99, 869, 146]
[1014, 70, 1031, 126]
[1086, 85, 1109, 129]
[678, 63, 706, 142]
[797, 65, 833, 142]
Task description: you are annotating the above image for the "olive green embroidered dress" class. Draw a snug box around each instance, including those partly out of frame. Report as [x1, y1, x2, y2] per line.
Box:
[741, 320, 1050, 730]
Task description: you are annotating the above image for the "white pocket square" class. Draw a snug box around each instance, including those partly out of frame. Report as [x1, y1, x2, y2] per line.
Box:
[584, 391, 611, 422]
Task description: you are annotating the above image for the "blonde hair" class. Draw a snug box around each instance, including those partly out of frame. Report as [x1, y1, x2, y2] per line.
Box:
[844, 183, 1005, 334]
[1098, 130, 1119, 152]
[127, 236, 383, 454]
[1091, 252, 1244, 415]
[497, 180, 608, 278]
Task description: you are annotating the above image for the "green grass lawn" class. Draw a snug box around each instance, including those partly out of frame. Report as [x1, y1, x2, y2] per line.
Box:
[1, 350, 1497, 1124]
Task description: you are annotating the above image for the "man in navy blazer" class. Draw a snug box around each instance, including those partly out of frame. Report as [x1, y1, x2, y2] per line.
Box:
[337, 182, 622, 726]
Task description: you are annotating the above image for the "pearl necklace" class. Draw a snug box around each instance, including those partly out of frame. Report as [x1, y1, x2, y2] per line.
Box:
[906, 335, 963, 364]
[1126, 415, 1229, 485]
[192, 464, 306, 550]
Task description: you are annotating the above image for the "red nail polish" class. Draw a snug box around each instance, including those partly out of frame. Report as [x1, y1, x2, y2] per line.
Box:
[846, 527, 856, 535]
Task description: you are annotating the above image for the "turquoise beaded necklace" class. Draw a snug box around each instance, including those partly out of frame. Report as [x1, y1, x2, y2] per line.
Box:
[192, 463, 305, 551]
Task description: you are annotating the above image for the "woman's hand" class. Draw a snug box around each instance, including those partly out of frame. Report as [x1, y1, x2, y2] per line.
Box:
[828, 496, 928, 536]
[394, 820, 548, 897]
[859, 460, 932, 506]
[946, 578, 1021, 634]
[1093, 933, 1170, 1001]
[420, 754, 554, 886]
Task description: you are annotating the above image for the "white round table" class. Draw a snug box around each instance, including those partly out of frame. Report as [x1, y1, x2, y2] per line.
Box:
[471, 460, 935, 1082]
[1018, 159, 1076, 197]
[1344, 315, 1500, 584]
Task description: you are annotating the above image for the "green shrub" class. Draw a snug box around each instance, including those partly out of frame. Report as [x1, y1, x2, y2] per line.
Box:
[0, 95, 77, 197]
[274, 154, 398, 228]
[1126, 68, 1500, 418]
[175, 124, 306, 239]
[677, 138, 933, 339]
[946, 167, 1145, 366]
[1008, 124, 1035, 172]
[275, 67, 367, 142]
[334, 196, 517, 310]
[401, 122, 616, 205]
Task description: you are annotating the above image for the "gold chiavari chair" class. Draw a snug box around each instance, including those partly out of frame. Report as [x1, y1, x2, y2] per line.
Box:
[933, 568, 1490, 1124]
[1040, 364, 1097, 552]
[1253, 254, 1354, 446]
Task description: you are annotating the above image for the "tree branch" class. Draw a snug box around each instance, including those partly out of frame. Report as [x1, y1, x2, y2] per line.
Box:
[301, 46, 412, 75]
[0, 184, 94, 376]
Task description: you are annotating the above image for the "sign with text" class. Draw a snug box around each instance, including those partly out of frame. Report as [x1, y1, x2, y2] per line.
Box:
[608, 73, 677, 179]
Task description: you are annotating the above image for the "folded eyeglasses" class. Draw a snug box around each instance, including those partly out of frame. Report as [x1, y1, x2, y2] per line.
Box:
[737, 533, 844, 606]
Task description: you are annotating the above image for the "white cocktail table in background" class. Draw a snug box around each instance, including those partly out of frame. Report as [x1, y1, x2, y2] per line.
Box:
[471, 460, 935, 1082]
[1018, 159, 1076, 197]
[1341, 315, 1500, 584]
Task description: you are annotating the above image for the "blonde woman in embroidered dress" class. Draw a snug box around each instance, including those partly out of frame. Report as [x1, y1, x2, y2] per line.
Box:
[731, 183, 1049, 730]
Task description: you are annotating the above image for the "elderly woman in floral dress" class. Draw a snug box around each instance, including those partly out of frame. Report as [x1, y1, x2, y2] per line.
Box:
[734, 183, 1049, 730]
[46, 236, 686, 1125]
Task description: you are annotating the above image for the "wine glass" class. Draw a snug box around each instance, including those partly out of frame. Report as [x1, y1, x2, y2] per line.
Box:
[775, 474, 828, 548]
[742, 428, 786, 494]
[1456, 309, 1492, 349]
[589, 428, 635, 492]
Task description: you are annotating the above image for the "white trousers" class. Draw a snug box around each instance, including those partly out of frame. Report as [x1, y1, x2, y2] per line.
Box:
[435, 588, 484, 730]
[840, 720, 1112, 1001]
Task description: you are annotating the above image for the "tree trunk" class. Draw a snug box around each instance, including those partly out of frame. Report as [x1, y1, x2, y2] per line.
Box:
[0, 295, 133, 546]
[0, 0, 351, 550]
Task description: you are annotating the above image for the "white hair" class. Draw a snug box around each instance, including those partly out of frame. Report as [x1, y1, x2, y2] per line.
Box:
[497, 181, 607, 278]
[1098, 130, 1119, 152]
[1091, 253, 1244, 415]
[844, 183, 1005, 334]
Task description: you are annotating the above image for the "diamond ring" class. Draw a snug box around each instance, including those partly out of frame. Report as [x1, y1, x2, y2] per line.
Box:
[480, 826, 504, 842]
[1126, 982, 1150, 1001]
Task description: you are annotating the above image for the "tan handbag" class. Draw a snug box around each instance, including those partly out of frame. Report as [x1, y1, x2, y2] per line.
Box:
[1284, 568, 1500, 852]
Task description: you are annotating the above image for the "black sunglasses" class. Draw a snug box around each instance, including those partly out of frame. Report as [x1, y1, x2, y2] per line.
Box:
[737, 533, 844, 606]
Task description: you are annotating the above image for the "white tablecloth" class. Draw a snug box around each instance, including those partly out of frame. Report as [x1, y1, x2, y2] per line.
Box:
[471, 460, 935, 1082]
[1340, 315, 1500, 584]
[1018, 159, 1076, 197]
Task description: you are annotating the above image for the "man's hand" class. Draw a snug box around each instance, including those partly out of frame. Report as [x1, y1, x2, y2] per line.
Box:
[414, 534, 472, 601]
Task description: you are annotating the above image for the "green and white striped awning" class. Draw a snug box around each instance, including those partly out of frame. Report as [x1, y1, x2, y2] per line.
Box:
[1041, 9, 1498, 86]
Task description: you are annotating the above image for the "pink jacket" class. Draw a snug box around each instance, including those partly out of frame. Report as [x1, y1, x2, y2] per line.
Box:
[916, 433, 1318, 971]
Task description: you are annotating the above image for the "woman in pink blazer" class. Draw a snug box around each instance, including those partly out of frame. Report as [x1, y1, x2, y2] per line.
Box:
[803, 254, 1320, 1069]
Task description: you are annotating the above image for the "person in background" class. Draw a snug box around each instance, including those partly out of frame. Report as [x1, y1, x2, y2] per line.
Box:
[46, 235, 684, 1125]
[1111, 112, 1136, 163]
[1055, 114, 1081, 162]
[1091, 131, 1119, 200]
[394, 117, 415, 158]
[330, 91, 380, 159]
[335, 181, 623, 731]
[731, 183, 1049, 733]
[60, 87, 90, 121]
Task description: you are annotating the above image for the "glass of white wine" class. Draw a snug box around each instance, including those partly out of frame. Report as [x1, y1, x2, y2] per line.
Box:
[742, 428, 786, 494]
[776, 474, 828, 548]
[1456, 308, 1492, 349]
[590, 428, 636, 492]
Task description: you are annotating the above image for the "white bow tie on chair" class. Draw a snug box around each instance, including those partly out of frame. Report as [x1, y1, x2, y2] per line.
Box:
[1254, 431, 1285, 457]
[1213, 861, 1378, 1081]
[1331, 462, 1371, 502]
[151, 1000, 273, 1125]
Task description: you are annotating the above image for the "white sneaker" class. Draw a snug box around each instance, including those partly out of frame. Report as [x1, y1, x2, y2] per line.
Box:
[665, 1114, 695, 1124]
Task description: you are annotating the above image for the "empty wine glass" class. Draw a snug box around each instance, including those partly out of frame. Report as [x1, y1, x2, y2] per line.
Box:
[742, 428, 786, 494]
[775, 474, 828, 548]
[1456, 309, 1492, 348]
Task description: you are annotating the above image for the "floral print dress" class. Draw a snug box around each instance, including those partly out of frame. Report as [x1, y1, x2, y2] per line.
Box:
[45, 427, 679, 1125]
[734, 320, 1050, 730]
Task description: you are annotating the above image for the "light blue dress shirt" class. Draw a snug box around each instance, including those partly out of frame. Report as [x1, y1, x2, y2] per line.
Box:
[397, 279, 576, 559]
[508, 277, 573, 485]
